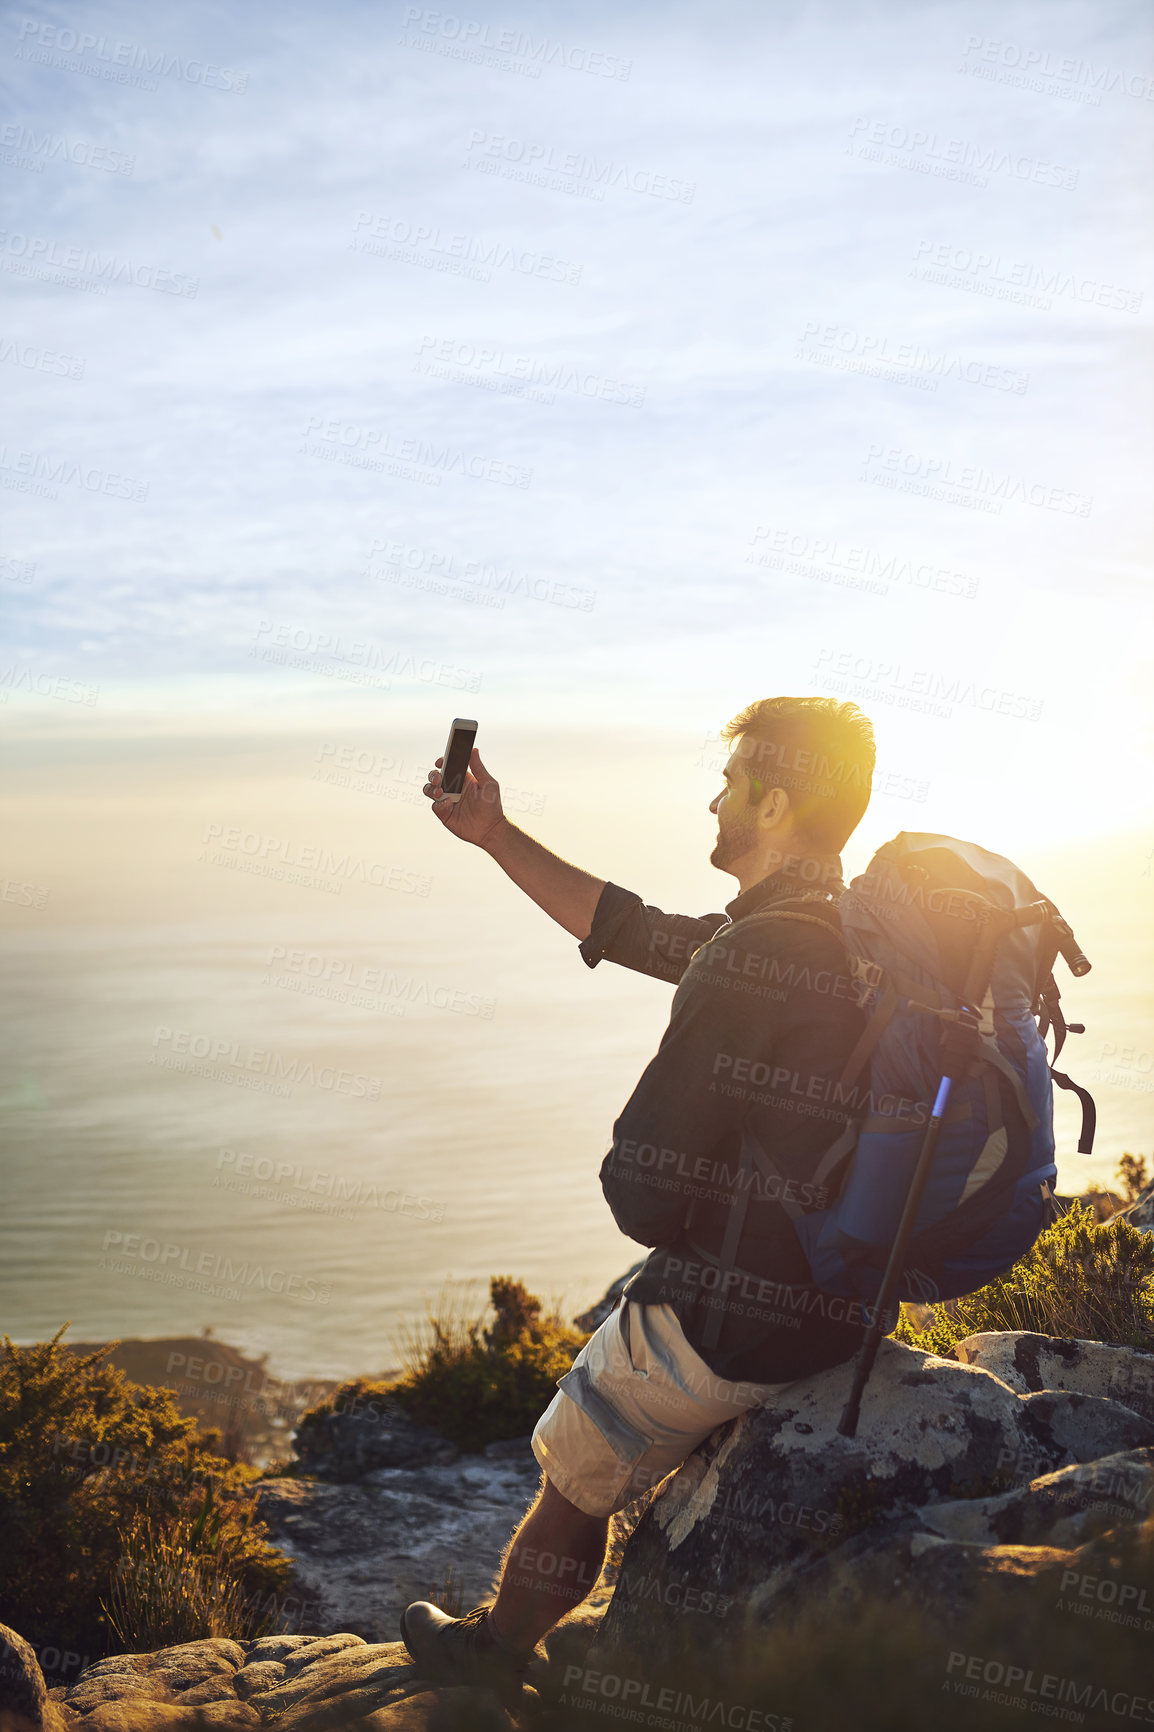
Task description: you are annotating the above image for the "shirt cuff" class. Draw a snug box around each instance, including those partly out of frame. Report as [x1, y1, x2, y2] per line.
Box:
[578, 880, 643, 969]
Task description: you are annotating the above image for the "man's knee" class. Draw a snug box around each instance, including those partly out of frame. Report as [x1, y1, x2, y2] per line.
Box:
[539, 1470, 609, 1523]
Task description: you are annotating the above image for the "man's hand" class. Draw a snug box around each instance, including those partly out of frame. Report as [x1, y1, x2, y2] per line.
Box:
[423, 744, 606, 937]
[423, 746, 507, 850]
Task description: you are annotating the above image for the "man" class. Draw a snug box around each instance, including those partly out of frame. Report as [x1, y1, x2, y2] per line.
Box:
[401, 696, 876, 1699]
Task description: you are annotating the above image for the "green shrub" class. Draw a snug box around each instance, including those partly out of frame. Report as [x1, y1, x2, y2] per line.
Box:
[894, 1202, 1154, 1359]
[299, 1277, 590, 1455]
[101, 1475, 287, 1651]
[0, 1328, 293, 1658]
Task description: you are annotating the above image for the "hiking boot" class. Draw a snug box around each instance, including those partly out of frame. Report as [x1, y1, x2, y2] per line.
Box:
[399, 1600, 533, 1703]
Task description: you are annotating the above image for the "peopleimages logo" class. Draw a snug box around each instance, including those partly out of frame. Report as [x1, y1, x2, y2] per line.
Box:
[14, 19, 249, 92]
[199, 822, 432, 897]
[150, 1025, 382, 1099]
[0, 229, 198, 296]
[399, 8, 632, 80]
[99, 1230, 332, 1303]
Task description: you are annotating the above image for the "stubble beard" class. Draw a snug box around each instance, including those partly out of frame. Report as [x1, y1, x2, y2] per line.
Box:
[710, 805, 758, 874]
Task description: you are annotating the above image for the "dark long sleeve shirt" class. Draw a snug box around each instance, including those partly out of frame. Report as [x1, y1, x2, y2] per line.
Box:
[581, 867, 871, 1383]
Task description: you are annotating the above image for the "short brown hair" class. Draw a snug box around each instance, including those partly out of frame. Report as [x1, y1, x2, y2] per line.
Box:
[720, 696, 875, 852]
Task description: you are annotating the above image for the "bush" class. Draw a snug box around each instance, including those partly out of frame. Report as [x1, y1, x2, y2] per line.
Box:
[894, 1202, 1154, 1359]
[298, 1277, 590, 1456]
[0, 1328, 293, 1658]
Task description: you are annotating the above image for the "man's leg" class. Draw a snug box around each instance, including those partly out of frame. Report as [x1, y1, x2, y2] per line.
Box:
[486, 1469, 610, 1653]
[398, 1468, 611, 1695]
[400, 1301, 791, 1691]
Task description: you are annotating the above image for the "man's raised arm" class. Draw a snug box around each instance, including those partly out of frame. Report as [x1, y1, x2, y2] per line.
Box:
[423, 746, 604, 939]
[423, 745, 727, 979]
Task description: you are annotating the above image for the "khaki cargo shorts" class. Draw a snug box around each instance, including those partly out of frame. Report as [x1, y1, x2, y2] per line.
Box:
[530, 1299, 801, 1517]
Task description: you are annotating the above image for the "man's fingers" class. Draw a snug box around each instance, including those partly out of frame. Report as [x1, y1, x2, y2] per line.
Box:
[470, 746, 494, 782]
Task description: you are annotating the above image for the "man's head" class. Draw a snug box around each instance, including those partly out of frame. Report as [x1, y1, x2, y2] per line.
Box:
[709, 696, 875, 891]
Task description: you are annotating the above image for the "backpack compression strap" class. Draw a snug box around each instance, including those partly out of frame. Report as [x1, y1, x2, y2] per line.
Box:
[1038, 974, 1097, 1154]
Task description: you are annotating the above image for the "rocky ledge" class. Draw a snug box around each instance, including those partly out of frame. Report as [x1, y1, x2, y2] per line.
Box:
[595, 1329, 1154, 1662]
[0, 1625, 547, 1731]
[4, 1312, 1154, 1730]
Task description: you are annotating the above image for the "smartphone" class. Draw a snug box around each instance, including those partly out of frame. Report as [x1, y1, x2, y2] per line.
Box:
[438, 718, 478, 803]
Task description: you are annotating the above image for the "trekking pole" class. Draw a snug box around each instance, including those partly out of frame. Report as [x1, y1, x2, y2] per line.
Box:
[836, 899, 1051, 1438]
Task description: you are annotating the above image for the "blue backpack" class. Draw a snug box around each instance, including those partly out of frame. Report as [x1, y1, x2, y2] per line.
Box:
[692, 833, 1095, 1339]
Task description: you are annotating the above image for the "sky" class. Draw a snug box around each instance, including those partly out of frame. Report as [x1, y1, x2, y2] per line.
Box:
[0, 0, 1152, 1370]
[0, 0, 1150, 852]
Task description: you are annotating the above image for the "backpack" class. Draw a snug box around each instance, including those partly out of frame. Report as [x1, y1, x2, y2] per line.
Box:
[687, 832, 1095, 1349]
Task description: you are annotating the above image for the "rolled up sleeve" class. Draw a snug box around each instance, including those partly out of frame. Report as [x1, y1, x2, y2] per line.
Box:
[578, 881, 727, 986]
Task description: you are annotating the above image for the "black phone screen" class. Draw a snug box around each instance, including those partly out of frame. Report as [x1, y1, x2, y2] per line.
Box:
[441, 719, 478, 795]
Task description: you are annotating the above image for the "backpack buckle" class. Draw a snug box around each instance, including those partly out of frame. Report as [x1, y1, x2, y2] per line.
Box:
[850, 956, 885, 1007]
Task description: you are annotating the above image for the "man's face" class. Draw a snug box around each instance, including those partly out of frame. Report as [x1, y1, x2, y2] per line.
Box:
[708, 741, 761, 874]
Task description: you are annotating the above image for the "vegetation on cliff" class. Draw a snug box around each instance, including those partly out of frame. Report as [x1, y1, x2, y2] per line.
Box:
[296, 1275, 591, 1456]
[0, 1328, 292, 1657]
[896, 1160, 1154, 1358]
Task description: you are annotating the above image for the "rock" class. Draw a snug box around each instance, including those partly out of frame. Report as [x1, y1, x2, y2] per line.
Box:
[355, 1686, 515, 1728]
[79, 1704, 257, 1731]
[0, 1624, 49, 1727]
[292, 1394, 459, 1482]
[1018, 1389, 1154, 1464]
[245, 1639, 423, 1727]
[759, 1520, 1075, 1632]
[595, 1336, 1127, 1660]
[572, 1263, 644, 1334]
[1116, 1178, 1154, 1232]
[918, 1448, 1154, 1549]
[241, 1636, 316, 1664]
[174, 1677, 241, 1705]
[481, 1437, 534, 1460]
[255, 1458, 540, 1641]
[62, 1665, 156, 1717]
[954, 1332, 1154, 1422]
[278, 1636, 368, 1678]
[144, 1639, 245, 1683]
[531, 1587, 617, 1703]
[232, 1660, 285, 1699]
[61, 1640, 245, 1718]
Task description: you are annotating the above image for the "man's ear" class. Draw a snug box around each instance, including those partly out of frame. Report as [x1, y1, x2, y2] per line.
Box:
[758, 786, 791, 829]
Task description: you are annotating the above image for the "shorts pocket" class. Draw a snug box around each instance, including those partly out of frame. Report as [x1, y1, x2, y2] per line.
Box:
[555, 1361, 656, 1465]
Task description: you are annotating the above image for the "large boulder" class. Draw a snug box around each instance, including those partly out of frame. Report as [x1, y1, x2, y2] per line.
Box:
[596, 1336, 1154, 1663]
[954, 1332, 1154, 1423]
[46, 1631, 520, 1729]
[60, 1638, 246, 1717]
[0, 1624, 54, 1729]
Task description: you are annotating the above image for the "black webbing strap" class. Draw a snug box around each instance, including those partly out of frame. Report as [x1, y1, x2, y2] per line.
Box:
[698, 1134, 754, 1353]
[1051, 1068, 1097, 1155]
[1040, 977, 1070, 1065]
[1037, 974, 1095, 1153]
[976, 1035, 1039, 1133]
[738, 1123, 856, 1223]
[835, 981, 900, 1093]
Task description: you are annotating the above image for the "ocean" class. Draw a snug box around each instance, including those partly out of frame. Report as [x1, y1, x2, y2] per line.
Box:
[1, 729, 1148, 1384]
